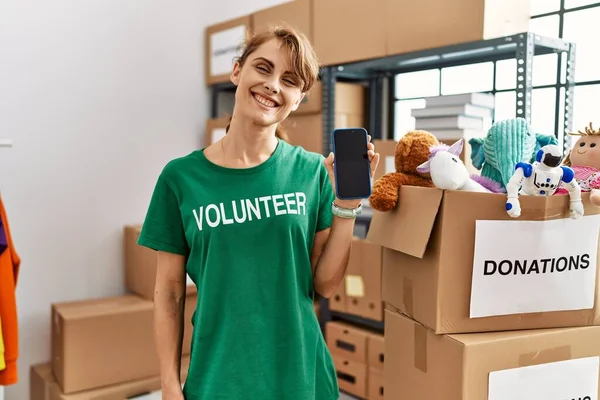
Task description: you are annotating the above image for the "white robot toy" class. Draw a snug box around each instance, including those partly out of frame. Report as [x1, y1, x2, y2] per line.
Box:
[505, 144, 584, 219]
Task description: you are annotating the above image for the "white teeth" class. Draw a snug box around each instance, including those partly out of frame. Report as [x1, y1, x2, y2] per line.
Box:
[253, 93, 277, 108]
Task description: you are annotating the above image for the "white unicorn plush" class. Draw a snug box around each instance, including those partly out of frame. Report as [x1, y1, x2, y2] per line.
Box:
[416, 139, 505, 193]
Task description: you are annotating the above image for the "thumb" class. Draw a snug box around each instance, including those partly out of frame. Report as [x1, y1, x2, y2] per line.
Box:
[323, 152, 335, 177]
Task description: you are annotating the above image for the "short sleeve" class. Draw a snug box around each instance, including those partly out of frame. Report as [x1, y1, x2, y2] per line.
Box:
[316, 159, 335, 232]
[138, 172, 189, 256]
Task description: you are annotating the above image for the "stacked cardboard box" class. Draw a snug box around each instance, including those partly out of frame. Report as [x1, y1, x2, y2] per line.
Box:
[204, 0, 531, 84]
[284, 81, 366, 154]
[329, 237, 384, 323]
[29, 226, 196, 400]
[413, 92, 495, 174]
[325, 237, 385, 398]
[326, 321, 385, 399]
[367, 186, 600, 399]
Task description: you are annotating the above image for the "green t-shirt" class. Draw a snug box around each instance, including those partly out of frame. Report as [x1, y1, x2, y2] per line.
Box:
[138, 139, 339, 400]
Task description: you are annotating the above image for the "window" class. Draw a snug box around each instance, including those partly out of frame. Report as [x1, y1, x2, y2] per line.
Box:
[441, 62, 494, 95]
[565, 0, 600, 8]
[395, 69, 439, 99]
[572, 85, 600, 133]
[394, 99, 426, 140]
[392, 1, 600, 144]
[563, 6, 600, 82]
[530, 0, 560, 14]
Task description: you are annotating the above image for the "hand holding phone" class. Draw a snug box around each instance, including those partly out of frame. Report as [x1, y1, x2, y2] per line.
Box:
[331, 128, 373, 200]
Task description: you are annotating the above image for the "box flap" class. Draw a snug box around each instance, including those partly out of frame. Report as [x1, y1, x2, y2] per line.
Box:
[367, 186, 443, 258]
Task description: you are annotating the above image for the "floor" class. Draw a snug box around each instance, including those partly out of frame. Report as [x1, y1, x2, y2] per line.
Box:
[339, 393, 359, 400]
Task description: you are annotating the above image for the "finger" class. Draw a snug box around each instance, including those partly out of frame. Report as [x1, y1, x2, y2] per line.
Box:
[368, 150, 375, 159]
[367, 134, 372, 142]
[370, 153, 380, 176]
[368, 142, 375, 152]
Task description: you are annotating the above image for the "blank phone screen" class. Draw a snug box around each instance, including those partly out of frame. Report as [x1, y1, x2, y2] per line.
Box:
[333, 129, 372, 199]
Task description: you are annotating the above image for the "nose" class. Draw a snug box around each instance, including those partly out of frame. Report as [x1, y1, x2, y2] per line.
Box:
[263, 78, 280, 94]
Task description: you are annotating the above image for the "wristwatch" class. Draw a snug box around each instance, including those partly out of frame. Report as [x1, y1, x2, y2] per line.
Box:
[331, 201, 363, 219]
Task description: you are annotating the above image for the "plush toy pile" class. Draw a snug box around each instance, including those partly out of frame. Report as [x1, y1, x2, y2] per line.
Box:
[368, 117, 597, 219]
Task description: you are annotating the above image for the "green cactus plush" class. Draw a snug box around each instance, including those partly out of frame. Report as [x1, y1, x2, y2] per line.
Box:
[469, 118, 558, 189]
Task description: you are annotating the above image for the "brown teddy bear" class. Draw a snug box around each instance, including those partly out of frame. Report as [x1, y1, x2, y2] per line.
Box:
[368, 130, 439, 212]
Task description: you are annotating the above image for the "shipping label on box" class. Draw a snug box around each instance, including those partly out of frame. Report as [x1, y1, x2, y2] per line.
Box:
[488, 356, 600, 400]
[470, 215, 600, 318]
[209, 25, 245, 77]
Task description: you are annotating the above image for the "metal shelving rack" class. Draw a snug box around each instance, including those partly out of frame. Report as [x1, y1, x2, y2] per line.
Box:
[319, 32, 576, 155]
[205, 31, 576, 337]
[316, 31, 575, 334]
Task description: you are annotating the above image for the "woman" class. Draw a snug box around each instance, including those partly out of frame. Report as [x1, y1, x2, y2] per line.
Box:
[138, 25, 379, 400]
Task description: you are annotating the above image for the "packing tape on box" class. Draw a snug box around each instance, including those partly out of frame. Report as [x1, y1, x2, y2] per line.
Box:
[518, 345, 571, 367]
[414, 324, 428, 373]
[403, 277, 414, 316]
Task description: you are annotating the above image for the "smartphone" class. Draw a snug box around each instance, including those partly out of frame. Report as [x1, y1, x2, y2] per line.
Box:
[331, 128, 372, 200]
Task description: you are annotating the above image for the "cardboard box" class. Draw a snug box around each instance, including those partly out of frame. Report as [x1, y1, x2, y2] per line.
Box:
[205, 15, 252, 85]
[51, 295, 161, 393]
[345, 238, 383, 322]
[124, 225, 197, 355]
[367, 188, 600, 334]
[124, 225, 197, 300]
[252, 0, 312, 41]
[385, 309, 600, 400]
[313, 0, 386, 66]
[328, 282, 347, 313]
[294, 81, 366, 116]
[326, 321, 369, 363]
[31, 356, 190, 400]
[368, 367, 384, 400]
[284, 112, 365, 154]
[368, 333, 385, 370]
[373, 140, 397, 182]
[385, 0, 531, 56]
[331, 355, 367, 399]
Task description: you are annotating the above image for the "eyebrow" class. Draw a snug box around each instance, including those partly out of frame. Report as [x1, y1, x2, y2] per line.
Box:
[253, 57, 275, 68]
[253, 56, 296, 77]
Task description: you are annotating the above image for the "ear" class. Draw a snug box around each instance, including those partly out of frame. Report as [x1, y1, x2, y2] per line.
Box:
[416, 160, 431, 173]
[469, 138, 486, 170]
[290, 92, 306, 112]
[230, 62, 242, 86]
[448, 138, 464, 156]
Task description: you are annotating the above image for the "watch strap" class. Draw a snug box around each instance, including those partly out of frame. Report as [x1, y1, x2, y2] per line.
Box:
[331, 201, 363, 219]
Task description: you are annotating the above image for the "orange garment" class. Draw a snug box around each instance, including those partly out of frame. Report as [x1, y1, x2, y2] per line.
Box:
[0, 196, 20, 385]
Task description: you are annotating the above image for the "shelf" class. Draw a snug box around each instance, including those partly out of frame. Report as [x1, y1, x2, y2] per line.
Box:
[332, 32, 571, 78]
[330, 310, 385, 333]
[0, 139, 13, 148]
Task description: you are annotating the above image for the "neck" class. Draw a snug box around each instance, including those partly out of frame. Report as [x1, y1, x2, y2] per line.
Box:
[223, 113, 279, 167]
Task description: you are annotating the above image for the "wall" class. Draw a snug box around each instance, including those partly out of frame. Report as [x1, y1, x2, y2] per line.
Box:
[0, 0, 289, 398]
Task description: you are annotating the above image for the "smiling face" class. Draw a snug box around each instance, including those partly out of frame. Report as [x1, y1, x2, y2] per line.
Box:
[230, 38, 306, 128]
[570, 135, 600, 169]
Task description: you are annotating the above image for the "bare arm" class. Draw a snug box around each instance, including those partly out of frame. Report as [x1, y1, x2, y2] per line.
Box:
[154, 250, 187, 397]
[310, 216, 355, 298]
